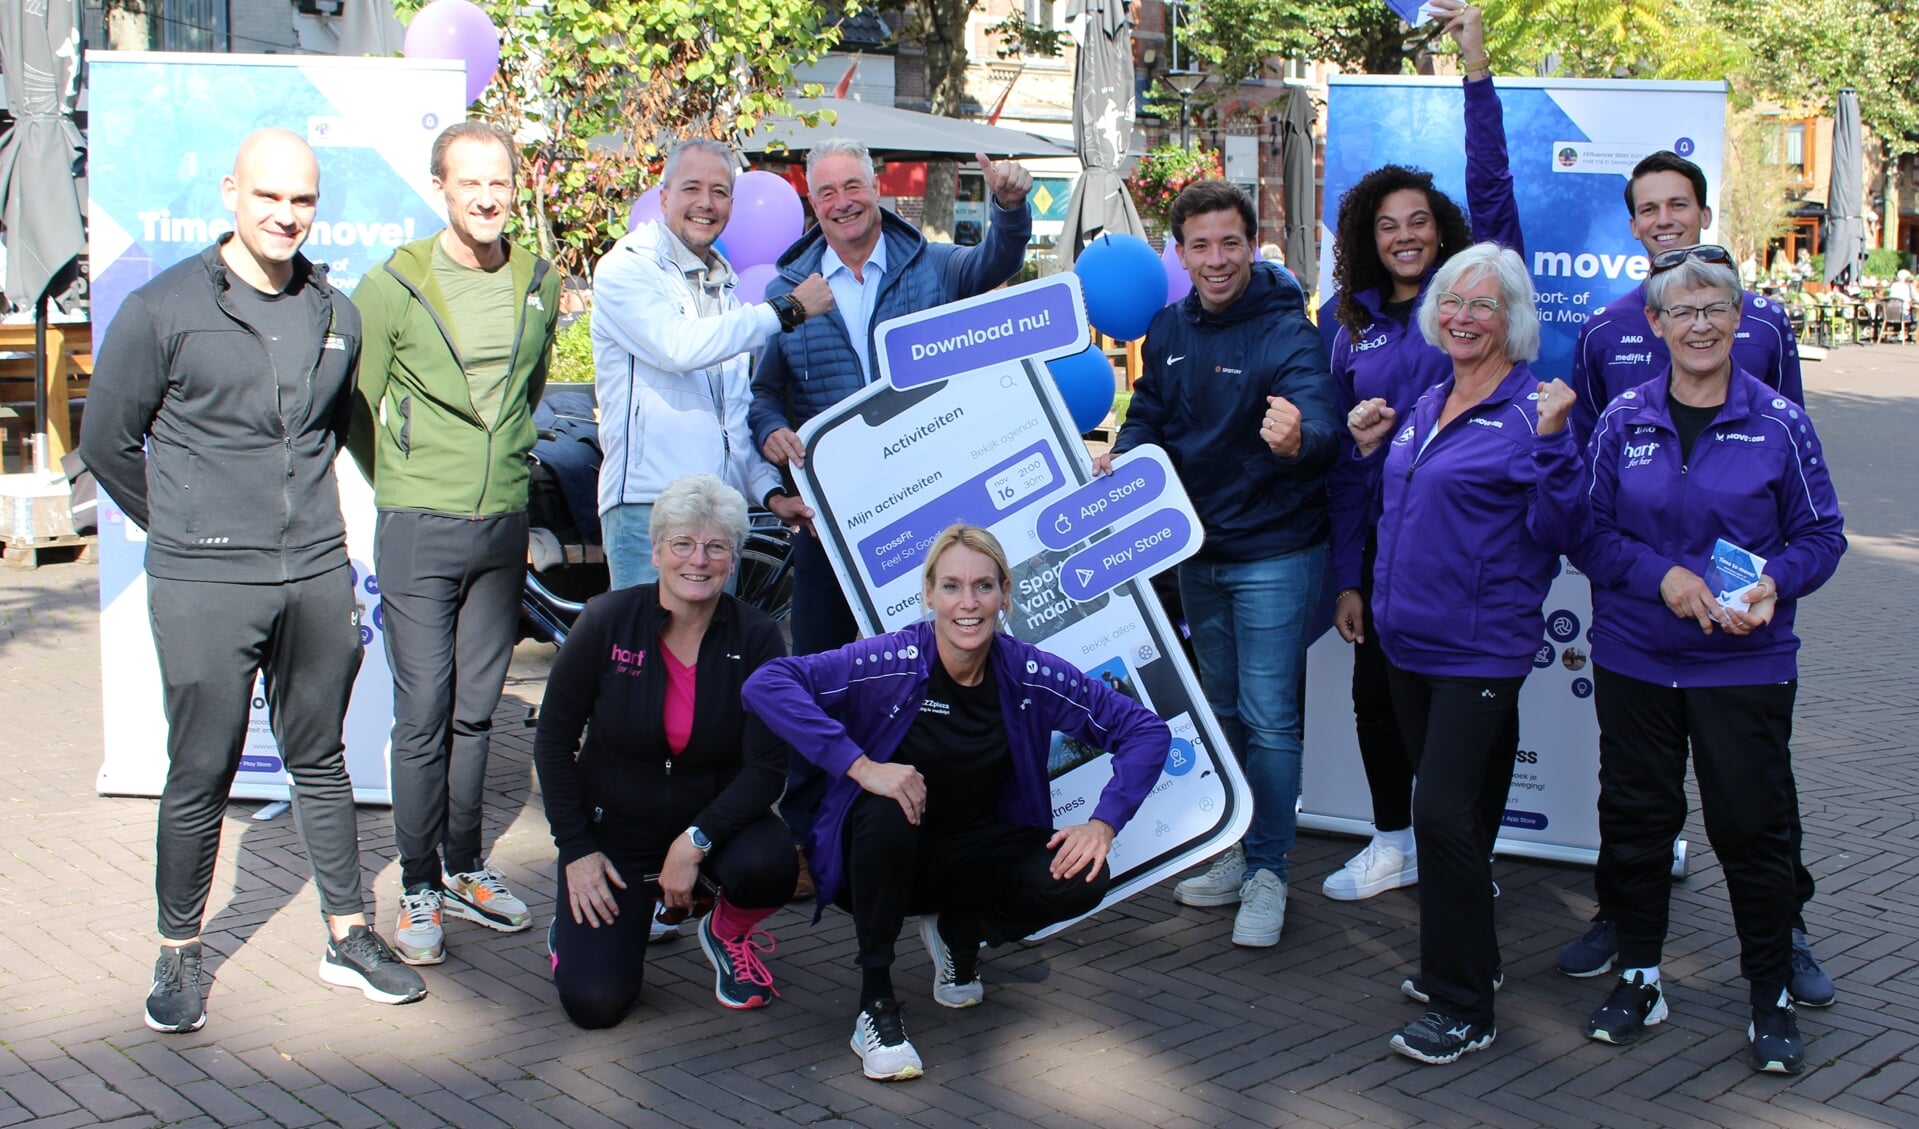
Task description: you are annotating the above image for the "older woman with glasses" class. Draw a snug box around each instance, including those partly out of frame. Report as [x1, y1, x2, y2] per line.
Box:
[533, 473, 797, 1027]
[1571, 246, 1846, 1074]
[1347, 243, 1583, 1064]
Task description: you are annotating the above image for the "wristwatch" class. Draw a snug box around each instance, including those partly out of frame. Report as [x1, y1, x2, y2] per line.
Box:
[769, 293, 806, 333]
[685, 826, 713, 857]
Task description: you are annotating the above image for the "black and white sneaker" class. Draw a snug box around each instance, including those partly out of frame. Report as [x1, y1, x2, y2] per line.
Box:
[850, 998, 924, 1081]
[318, 926, 428, 1005]
[144, 942, 208, 1033]
[1749, 992, 1806, 1074]
[1390, 1010, 1496, 1064]
[1400, 967, 1502, 1005]
[1588, 971, 1668, 1045]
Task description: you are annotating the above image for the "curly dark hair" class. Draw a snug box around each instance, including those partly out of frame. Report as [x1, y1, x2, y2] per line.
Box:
[1330, 165, 1474, 338]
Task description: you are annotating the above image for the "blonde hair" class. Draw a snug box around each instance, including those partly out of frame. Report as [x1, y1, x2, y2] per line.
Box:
[920, 524, 1013, 606]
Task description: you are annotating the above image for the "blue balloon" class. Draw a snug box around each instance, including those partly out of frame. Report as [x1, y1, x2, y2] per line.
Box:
[1075, 233, 1167, 342]
[1046, 345, 1117, 433]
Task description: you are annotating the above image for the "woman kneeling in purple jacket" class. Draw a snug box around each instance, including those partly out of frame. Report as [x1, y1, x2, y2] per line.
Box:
[1347, 243, 1583, 1065]
[743, 524, 1169, 1083]
[1573, 246, 1846, 1075]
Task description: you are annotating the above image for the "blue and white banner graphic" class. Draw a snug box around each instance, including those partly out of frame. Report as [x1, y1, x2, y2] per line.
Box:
[1316, 75, 1727, 383]
[89, 53, 466, 803]
[1303, 77, 1723, 865]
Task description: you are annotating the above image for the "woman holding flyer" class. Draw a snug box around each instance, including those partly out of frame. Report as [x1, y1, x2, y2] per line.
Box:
[1314, 0, 1521, 906]
[742, 524, 1167, 1083]
[1571, 246, 1847, 1074]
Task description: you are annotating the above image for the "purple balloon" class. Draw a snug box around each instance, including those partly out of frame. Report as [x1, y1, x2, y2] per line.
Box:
[404, 0, 501, 106]
[1163, 239, 1193, 305]
[628, 186, 663, 232]
[735, 263, 781, 305]
[724, 170, 805, 270]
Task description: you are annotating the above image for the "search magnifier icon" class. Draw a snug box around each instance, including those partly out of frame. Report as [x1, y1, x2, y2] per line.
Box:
[999, 374, 1016, 388]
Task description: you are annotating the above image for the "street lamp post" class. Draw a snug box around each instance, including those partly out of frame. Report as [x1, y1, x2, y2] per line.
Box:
[1166, 70, 1205, 149]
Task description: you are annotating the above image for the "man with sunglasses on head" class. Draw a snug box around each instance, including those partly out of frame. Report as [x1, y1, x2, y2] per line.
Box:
[1558, 151, 1830, 1010]
[1568, 152, 1802, 450]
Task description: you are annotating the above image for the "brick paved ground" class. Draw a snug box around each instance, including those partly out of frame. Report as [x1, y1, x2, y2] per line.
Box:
[3, 345, 1916, 1128]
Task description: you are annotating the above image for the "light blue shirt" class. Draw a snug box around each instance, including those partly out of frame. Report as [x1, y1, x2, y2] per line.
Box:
[821, 237, 890, 384]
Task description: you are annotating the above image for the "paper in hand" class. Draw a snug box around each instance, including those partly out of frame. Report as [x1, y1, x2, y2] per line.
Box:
[1704, 538, 1768, 613]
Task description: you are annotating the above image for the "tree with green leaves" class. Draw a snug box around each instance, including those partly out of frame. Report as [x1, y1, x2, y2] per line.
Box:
[395, 0, 845, 276]
[1176, 0, 1423, 84]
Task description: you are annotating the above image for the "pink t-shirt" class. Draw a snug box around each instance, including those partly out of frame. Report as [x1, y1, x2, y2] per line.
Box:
[662, 647, 697, 756]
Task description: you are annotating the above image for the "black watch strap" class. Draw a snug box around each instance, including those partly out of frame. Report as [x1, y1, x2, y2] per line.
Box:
[770, 294, 804, 333]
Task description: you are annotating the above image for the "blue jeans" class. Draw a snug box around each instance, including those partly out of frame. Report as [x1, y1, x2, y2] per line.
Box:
[602, 503, 656, 591]
[1178, 544, 1327, 879]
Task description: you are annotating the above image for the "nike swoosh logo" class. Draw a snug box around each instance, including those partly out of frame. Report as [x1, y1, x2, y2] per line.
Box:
[1167, 354, 1186, 364]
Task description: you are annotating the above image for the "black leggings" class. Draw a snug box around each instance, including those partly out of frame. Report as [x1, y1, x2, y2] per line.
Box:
[551, 812, 796, 1029]
[840, 791, 1109, 974]
[1352, 533, 1412, 831]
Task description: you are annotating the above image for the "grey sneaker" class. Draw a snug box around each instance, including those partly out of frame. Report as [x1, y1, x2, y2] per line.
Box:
[318, 926, 428, 1005]
[1175, 842, 1246, 907]
[1231, 869, 1288, 947]
[442, 865, 532, 933]
[393, 888, 446, 965]
[919, 916, 983, 1009]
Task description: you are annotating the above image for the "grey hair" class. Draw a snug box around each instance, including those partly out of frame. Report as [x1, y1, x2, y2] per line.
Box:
[648, 473, 750, 552]
[806, 137, 877, 184]
[1418, 242, 1541, 363]
[661, 137, 738, 188]
[1644, 257, 1740, 314]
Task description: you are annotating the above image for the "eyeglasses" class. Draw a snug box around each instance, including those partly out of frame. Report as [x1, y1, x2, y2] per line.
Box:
[1657, 301, 1737, 325]
[1435, 293, 1503, 321]
[665, 538, 735, 560]
[1649, 244, 1734, 276]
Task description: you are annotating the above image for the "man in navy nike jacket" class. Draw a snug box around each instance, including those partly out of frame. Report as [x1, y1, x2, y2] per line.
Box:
[1095, 180, 1338, 948]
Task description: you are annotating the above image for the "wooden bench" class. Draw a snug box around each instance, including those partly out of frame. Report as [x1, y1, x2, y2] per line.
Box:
[0, 321, 92, 468]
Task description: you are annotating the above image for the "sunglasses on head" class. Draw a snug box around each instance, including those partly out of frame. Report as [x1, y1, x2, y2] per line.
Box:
[1649, 244, 1734, 276]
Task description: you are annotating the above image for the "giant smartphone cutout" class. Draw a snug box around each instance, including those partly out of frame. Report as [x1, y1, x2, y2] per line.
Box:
[791, 276, 1249, 921]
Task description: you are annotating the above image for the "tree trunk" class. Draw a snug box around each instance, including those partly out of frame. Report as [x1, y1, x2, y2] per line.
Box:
[106, 1, 151, 51]
[1882, 145, 1902, 252]
[917, 0, 973, 242]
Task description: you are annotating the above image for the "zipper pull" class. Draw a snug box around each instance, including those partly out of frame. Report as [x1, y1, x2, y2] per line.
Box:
[664, 757, 673, 776]
[592, 805, 604, 823]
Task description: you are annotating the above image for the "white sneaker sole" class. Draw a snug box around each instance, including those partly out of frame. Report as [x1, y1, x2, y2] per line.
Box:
[1390, 1027, 1495, 1064]
[441, 894, 532, 933]
[391, 938, 446, 966]
[143, 1006, 207, 1034]
[1321, 860, 1419, 902]
[849, 1034, 924, 1081]
[1174, 884, 1243, 908]
[317, 959, 428, 1004]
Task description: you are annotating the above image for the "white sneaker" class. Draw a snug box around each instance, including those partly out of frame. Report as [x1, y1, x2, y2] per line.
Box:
[1321, 838, 1419, 901]
[393, 888, 446, 965]
[1232, 869, 1288, 947]
[442, 865, 533, 933]
[1174, 842, 1246, 907]
[918, 917, 984, 1008]
[850, 1001, 924, 1081]
[649, 904, 685, 944]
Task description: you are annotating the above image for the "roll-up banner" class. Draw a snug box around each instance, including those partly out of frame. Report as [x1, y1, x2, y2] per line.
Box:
[1305, 76, 1725, 865]
[88, 53, 467, 802]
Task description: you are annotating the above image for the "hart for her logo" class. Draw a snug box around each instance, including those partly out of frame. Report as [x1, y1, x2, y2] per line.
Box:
[610, 643, 645, 674]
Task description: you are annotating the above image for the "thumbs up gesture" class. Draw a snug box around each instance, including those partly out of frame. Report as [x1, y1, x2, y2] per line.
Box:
[978, 151, 1033, 210]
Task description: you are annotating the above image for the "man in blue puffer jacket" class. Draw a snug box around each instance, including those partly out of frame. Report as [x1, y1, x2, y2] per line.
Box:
[747, 138, 1032, 869]
[1094, 180, 1339, 949]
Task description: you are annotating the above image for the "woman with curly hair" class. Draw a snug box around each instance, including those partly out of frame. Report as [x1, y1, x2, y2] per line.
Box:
[1313, 0, 1525, 911]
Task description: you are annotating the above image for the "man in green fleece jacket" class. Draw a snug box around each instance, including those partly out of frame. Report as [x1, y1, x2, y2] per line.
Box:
[350, 120, 562, 966]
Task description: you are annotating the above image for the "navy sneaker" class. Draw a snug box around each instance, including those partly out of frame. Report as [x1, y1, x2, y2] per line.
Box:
[1390, 1010, 1496, 1064]
[1789, 929, 1836, 1007]
[1588, 971, 1667, 1045]
[1749, 992, 1806, 1074]
[1557, 915, 1618, 978]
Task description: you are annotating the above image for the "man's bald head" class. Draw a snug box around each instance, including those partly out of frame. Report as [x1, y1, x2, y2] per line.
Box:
[220, 128, 321, 292]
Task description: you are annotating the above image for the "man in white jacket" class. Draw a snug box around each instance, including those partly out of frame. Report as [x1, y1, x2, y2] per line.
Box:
[593, 138, 832, 588]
